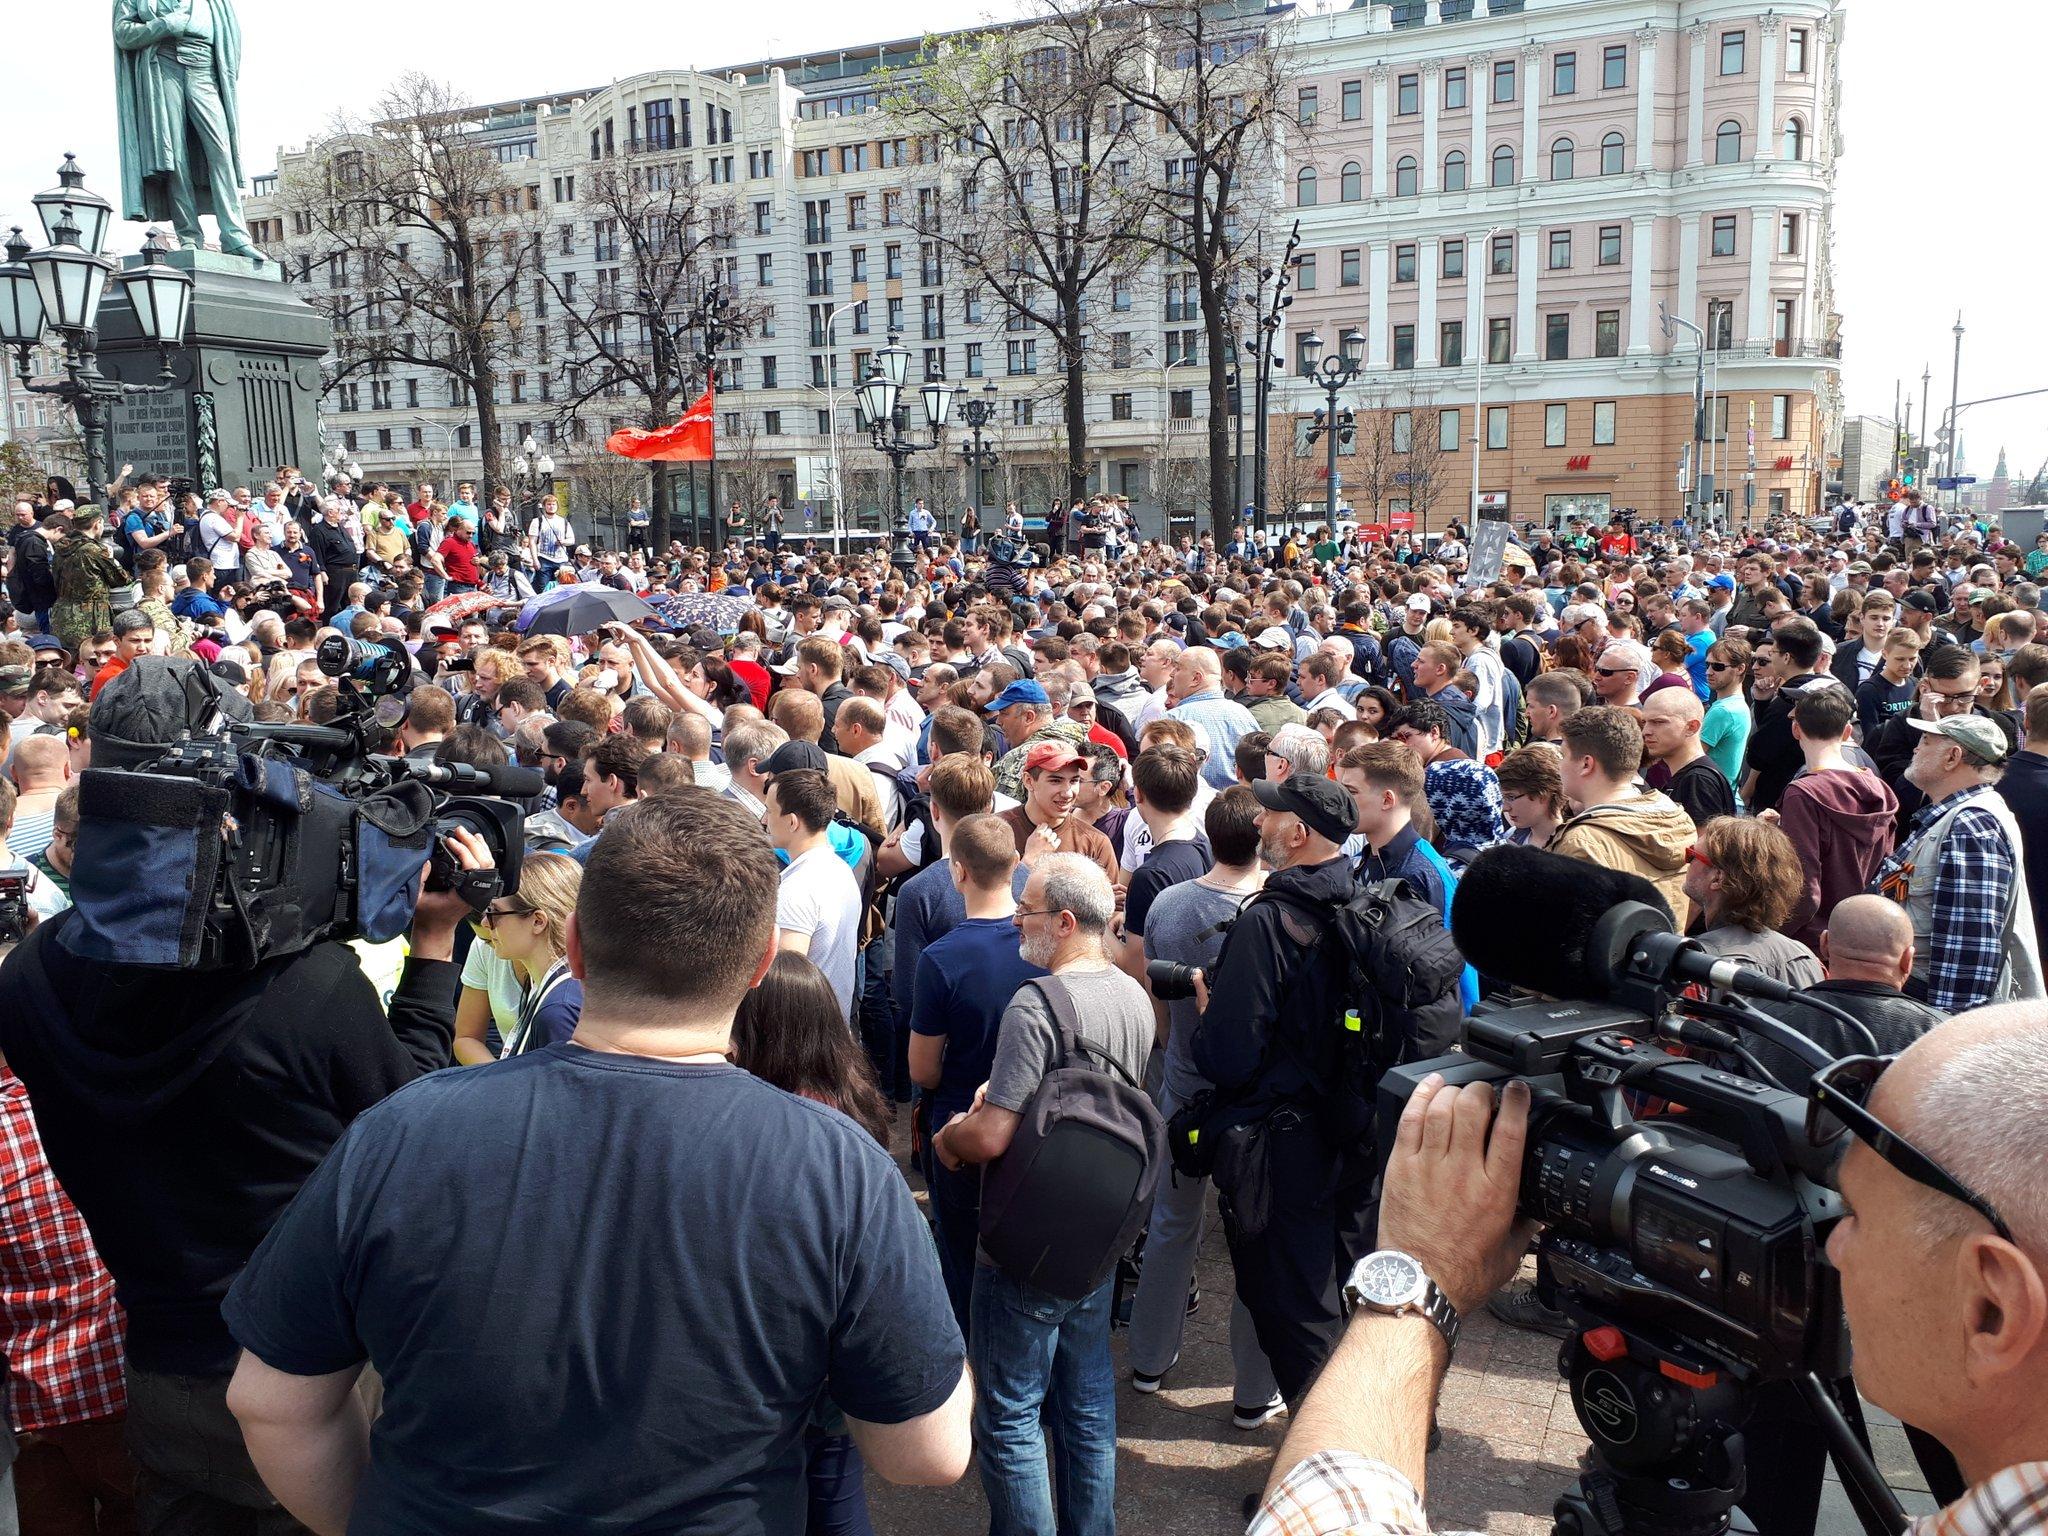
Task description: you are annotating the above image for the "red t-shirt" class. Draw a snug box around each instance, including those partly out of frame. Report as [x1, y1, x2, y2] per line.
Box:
[438, 534, 481, 585]
[90, 655, 130, 699]
[1598, 532, 1638, 559]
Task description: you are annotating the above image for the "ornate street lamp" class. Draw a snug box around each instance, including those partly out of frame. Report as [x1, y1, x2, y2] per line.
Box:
[956, 380, 1000, 537]
[1301, 327, 1366, 531]
[1, 157, 193, 499]
[862, 333, 954, 573]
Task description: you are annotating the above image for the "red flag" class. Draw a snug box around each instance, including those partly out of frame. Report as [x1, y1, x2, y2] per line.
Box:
[605, 386, 715, 462]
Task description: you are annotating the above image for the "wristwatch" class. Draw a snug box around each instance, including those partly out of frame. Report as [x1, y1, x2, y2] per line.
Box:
[1341, 1250, 1461, 1355]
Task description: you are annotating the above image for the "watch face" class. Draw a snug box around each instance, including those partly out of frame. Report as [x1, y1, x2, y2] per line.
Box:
[1357, 1251, 1427, 1308]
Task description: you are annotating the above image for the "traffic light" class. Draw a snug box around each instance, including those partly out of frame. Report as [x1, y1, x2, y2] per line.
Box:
[1886, 478, 1905, 501]
[1338, 408, 1357, 450]
[1903, 465, 1917, 488]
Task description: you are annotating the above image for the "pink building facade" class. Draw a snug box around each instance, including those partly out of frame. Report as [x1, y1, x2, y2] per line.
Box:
[1277, 0, 1842, 531]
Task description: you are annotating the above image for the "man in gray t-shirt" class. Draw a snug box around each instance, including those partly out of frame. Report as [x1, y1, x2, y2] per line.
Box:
[929, 853, 1150, 1536]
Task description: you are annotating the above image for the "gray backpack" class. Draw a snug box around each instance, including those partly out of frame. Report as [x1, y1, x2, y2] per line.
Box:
[976, 975, 1166, 1301]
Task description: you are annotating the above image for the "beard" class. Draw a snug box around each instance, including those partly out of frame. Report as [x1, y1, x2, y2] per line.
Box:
[1258, 830, 1291, 871]
[1020, 927, 1059, 969]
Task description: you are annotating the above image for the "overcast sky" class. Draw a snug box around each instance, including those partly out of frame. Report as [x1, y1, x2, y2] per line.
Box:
[5, 2, 2037, 484]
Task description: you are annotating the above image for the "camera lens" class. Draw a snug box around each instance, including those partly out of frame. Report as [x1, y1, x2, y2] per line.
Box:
[1145, 959, 1198, 1001]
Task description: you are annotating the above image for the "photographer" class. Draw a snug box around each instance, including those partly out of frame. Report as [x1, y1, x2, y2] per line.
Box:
[1190, 772, 1370, 1409]
[0, 672, 496, 1533]
[1249, 1010, 2048, 1536]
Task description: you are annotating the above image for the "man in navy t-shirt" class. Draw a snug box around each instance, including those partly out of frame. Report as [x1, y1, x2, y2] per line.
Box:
[223, 796, 970, 1534]
[908, 813, 1044, 1329]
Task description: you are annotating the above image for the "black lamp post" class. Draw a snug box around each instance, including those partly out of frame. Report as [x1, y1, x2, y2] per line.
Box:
[857, 333, 954, 575]
[955, 380, 999, 539]
[693, 285, 735, 549]
[1241, 220, 1302, 537]
[1300, 327, 1366, 532]
[0, 156, 193, 500]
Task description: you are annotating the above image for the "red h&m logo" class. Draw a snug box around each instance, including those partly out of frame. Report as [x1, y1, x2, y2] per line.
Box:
[1565, 455, 1592, 472]
[1773, 456, 1795, 471]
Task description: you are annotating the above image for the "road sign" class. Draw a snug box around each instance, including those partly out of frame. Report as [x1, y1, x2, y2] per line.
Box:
[1936, 477, 1961, 490]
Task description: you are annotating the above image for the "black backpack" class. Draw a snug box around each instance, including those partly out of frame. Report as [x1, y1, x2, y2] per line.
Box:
[6, 532, 55, 615]
[977, 974, 1166, 1301]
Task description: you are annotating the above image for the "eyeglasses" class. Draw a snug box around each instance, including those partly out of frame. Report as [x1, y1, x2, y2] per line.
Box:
[1807, 1056, 2012, 1243]
[1013, 907, 1063, 922]
[1705, 661, 1737, 673]
[1684, 844, 1713, 868]
[1595, 665, 1638, 678]
[471, 904, 532, 930]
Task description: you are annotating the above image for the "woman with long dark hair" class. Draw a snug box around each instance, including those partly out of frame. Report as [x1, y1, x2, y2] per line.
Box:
[730, 953, 889, 1535]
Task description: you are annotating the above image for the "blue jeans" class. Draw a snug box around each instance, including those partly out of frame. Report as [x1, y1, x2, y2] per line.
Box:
[421, 571, 446, 604]
[970, 1264, 1117, 1536]
[856, 935, 905, 1100]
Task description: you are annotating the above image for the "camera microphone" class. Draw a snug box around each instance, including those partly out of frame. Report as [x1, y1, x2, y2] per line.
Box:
[386, 758, 547, 799]
[1625, 929, 1801, 1004]
[1450, 845, 1674, 1001]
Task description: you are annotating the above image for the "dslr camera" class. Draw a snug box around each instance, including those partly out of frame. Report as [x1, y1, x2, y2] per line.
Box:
[65, 639, 534, 973]
[1384, 847, 1903, 1536]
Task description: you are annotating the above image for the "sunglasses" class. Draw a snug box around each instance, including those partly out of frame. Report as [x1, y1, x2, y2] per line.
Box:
[1684, 844, 1713, 868]
[1807, 1056, 2012, 1243]
[1705, 661, 1737, 672]
[472, 904, 532, 930]
[1595, 665, 1637, 677]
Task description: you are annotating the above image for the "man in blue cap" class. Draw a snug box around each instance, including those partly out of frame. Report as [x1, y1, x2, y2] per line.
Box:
[985, 679, 1094, 801]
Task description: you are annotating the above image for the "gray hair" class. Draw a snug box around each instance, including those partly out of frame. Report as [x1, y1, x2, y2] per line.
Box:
[1909, 1011, 2048, 1249]
[1040, 671, 1076, 711]
[1268, 722, 1330, 779]
[1599, 639, 1654, 679]
[723, 718, 790, 774]
[1036, 852, 1115, 938]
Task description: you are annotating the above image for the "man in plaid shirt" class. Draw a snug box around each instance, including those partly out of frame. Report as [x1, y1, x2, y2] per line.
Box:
[0, 1064, 135, 1530]
[1248, 1007, 2048, 1536]
[1871, 714, 2044, 1013]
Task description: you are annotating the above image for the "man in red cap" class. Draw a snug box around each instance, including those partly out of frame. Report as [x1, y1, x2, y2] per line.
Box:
[997, 740, 1120, 888]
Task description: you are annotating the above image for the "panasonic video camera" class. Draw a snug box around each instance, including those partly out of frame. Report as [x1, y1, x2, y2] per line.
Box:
[65, 640, 531, 972]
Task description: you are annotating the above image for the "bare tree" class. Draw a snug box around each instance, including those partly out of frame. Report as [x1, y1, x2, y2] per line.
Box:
[1346, 399, 1402, 531]
[1266, 414, 1322, 530]
[1400, 393, 1452, 538]
[889, 15, 1149, 507]
[717, 410, 778, 519]
[561, 449, 647, 551]
[275, 74, 544, 497]
[542, 157, 767, 552]
[1108, 0, 1294, 540]
[1151, 417, 1209, 534]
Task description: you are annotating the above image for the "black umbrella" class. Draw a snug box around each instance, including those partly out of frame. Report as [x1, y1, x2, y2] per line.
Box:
[515, 585, 658, 637]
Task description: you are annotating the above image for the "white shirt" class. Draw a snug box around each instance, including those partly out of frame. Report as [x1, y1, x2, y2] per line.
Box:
[200, 509, 242, 570]
[1303, 687, 1358, 720]
[776, 842, 863, 1023]
[855, 744, 905, 832]
[1120, 780, 1218, 872]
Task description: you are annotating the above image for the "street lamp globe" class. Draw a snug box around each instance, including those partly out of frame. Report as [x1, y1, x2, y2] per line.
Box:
[33, 155, 113, 259]
[857, 366, 897, 431]
[535, 452, 555, 478]
[344, 460, 361, 480]
[1298, 332, 1325, 374]
[27, 205, 115, 334]
[520, 433, 539, 458]
[921, 378, 955, 432]
[879, 334, 911, 388]
[119, 229, 194, 350]
[0, 228, 45, 349]
[982, 379, 998, 401]
[1339, 328, 1366, 366]
[511, 453, 530, 478]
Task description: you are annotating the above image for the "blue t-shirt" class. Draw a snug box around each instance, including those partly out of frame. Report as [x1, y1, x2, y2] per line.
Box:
[224, 1047, 962, 1535]
[910, 917, 1045, 1116]
[1684, 630, 1715, 700]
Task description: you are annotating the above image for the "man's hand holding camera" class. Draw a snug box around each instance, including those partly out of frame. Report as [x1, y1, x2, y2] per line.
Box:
[1378, 1074, 1540, 1320]
[409, 826, 496, 961]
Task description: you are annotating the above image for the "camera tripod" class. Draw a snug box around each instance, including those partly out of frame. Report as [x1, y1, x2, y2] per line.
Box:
[1550, 1350, 1909, 1536]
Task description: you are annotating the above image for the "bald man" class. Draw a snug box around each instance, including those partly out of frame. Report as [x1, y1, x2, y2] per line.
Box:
[8, 733, 71, 861]
[1638, 686, 1736, 828]
[1746, 895, 1943, 1092]
[1166, 646, 1259, 790]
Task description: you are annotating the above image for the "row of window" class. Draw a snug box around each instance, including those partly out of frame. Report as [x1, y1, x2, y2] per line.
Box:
[1296, 26, 1813, 127]
[1296, 117, 1804, 206]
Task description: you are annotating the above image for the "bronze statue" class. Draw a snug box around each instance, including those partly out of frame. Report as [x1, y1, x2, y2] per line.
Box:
[112, 0, 262, 260]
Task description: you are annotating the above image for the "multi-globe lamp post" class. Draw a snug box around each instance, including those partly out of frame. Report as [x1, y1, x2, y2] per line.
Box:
[857, 333, 954, 574]
[0, 155, 194, 499]
[954, 380, 1000, 539]
[1299, 327, 1365, 531]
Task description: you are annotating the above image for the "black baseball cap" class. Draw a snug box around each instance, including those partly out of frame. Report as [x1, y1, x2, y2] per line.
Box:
[1901, 590, 1941, 615]
[1251, 772, 1356, 845]
[760, 740, 830, 777]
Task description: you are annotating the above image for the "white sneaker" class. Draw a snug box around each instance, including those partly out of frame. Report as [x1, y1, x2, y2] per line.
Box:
[1232, 1393, 1287, 1430]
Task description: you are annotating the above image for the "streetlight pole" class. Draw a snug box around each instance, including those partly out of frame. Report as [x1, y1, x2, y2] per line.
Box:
[805, 298, 862, 551]
[1246, 221, 1301, 538]
[1945, 313, 1965, 513]
[411, 414, 457, 497]
[0, 158, 194, 502]
[1470, 224, 1503, 531]
[1300, 328, 1364, 532]
[1661, 304, 1707, 529]
[695, 284, 734, 552]
[955, 381, 999, 534]
[857, 333, 954, 576]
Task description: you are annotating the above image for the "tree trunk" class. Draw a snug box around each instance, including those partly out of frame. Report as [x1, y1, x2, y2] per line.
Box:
[651, 462, 670, 555]
[1198, 263, 1235, 544]
[1062, 298, 1090, 507]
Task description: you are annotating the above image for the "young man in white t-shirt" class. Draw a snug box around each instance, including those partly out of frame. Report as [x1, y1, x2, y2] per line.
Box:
[765, 769, 863, 1022]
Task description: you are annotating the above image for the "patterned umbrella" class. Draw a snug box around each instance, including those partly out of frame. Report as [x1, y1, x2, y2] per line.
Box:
[652, 590, 757, 634]
[422, 590, 515, 628]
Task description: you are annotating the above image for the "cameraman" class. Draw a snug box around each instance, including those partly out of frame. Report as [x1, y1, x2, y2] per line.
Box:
[1189, 771, 1369, 1409]
[0, 690, 495, 1532]
[1248, 1009, 2048, 1536]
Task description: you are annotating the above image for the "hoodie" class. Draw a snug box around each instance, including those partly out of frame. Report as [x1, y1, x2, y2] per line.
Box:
[1547, 789, 1696, 924]
[1428, 686, 1480, 760]
[1775, 767, 1899, 950]
[0, 913, 456, 1375]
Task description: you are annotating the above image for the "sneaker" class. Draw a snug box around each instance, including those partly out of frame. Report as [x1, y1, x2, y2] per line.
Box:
[1185, 1282, 1201, 1317]
[1131, 1355, 1178, 1394]
[1486, 1283, 1572, 1339]
[1232, 1393, 1287, 1430]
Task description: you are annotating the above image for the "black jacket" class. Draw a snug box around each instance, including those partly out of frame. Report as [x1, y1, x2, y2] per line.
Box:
[0, 916, 456, 1375]
[1748, 979, 1943, 1093]
[1996, 749, 2048, 964]
[1193, 855, 1355, 1111]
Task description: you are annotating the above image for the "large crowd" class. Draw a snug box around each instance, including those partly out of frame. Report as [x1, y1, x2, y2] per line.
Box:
[0, 466, 2044, 1536]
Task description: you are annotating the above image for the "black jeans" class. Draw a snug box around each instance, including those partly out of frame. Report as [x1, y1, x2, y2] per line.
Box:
[1218, 1115, 1377, 1408]
[124, 1367, 311, 1536]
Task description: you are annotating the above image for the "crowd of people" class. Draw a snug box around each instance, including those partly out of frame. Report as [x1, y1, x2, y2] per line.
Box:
[0, 465, 2043, 1536]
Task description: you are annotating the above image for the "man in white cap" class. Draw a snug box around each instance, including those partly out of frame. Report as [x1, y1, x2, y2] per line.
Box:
[1388, 595, 1433, 696]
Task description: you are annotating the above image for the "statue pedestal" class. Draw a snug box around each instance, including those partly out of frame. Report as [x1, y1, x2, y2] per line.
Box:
[95, 248, 331, 491]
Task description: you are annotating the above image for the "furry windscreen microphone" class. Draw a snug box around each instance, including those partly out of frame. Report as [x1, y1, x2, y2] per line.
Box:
[1450, 844, 1673, 999]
